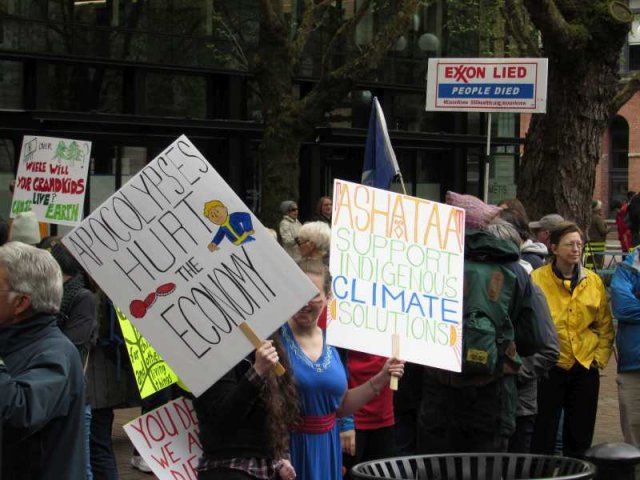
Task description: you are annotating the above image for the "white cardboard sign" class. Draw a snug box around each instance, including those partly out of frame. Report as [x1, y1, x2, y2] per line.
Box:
[327, 179, 465, 372]
[426, 58, 548, 113]
[11, 135, 92, 225]
[62, 135, 317, 396]
[124, 397, 202, 480]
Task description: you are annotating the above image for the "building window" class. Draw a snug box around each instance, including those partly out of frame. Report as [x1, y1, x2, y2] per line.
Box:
[0, 139, 15, 219]
[144, 72, 206, 118]
[0, 61, 23, 109]
[609, 115, 629, 206]
[610, 115, 629, 170]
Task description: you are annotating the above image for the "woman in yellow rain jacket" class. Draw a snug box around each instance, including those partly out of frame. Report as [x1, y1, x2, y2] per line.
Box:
[530, 221, 614, 459]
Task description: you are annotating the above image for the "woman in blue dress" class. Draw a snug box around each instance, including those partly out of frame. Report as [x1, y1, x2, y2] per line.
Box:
[281, 259, 404, 480]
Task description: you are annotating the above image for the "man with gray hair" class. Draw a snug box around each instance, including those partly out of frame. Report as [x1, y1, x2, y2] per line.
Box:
[0, 242, 86, 479]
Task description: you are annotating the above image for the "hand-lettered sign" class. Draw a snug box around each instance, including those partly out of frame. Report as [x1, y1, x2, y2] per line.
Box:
[62, 135, 318, 396]
[11, 135, 91, 225]
[116, 307, 179, 399]
[124, 397, 201, 480]
[326, 179, 465, 372]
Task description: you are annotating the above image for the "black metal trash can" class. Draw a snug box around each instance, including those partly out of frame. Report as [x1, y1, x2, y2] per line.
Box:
[351, 453, 596, 480]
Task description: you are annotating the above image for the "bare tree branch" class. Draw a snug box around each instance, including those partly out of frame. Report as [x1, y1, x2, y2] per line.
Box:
[213, 7, 250, 70]
[290, 0, 335, 64]
[289, 0, 419, 130]
[259, 0, 279, 25]
[325, 1, 416, 82]
[502, 0, 539, 56]
[217, 2, 249, 48]
[611, 71, 640, 115]
[522, 0, 580, 49]
[320, 0, 373, 74]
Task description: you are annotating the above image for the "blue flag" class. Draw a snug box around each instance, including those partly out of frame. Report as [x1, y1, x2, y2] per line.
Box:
[361, 97, 400, 190]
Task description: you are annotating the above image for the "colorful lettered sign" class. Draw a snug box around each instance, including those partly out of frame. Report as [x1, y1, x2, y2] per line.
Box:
[116, 307, 179, 399]
[11, 135, 91, 225]
[62, 135, 317, 396]
[327, 179, 465, 372]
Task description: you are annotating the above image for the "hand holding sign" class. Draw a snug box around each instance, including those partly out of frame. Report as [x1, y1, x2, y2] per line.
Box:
[254, 340, 280, 377]
[239, 322, 286, 376]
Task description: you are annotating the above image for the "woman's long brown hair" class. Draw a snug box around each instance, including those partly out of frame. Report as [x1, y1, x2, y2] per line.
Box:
[260, 332, 300, 460]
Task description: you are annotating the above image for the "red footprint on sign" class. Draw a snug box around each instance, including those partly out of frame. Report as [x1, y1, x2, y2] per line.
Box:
[156, 282, 176, 296]
[129, 283, 177, 319]
[129, 299, 147, 319]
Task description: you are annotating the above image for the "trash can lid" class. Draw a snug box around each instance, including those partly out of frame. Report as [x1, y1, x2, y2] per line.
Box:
[585, 442, 640, 464]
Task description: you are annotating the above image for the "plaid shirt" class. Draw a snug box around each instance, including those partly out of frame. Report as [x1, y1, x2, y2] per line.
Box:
[197, 457, 277, 479]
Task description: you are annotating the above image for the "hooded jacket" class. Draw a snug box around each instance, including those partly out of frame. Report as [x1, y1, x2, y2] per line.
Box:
[0, 313, 86, 479]
[531, 263, 614, 370]
[421, 230, 545, 437]
[611, 250, 640, 372]
[520, 239, 548, 270]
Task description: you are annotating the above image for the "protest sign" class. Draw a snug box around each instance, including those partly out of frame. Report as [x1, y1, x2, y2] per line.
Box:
[426, 58, 548, 113]
[62, 135, 318, 396]
[124, 397, 201, 480]
[326, 179, 465, 372]
[11, 135, 91, 225]
[116, 307, 179, 399]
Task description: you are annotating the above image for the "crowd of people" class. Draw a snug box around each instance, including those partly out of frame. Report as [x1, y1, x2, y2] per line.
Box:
[1, 190, 640, 480]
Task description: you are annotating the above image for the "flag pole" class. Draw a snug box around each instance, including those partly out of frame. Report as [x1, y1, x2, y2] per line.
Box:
[397, 172, 407, 195]
[483, 112, 492, 203]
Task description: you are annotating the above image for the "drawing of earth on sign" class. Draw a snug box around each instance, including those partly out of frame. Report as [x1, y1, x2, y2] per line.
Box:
[204, 200, 255, 252]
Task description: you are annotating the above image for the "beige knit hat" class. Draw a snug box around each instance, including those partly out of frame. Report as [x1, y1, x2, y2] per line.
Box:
[10, 211, 41, 245]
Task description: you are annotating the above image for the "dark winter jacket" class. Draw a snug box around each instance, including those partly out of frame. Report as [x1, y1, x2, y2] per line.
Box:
[194, 356, 275, 460]
[86, 291, 139, 409]
[515, 284, 559, 416]
[612, 250, 640, 373]
[58, 275, 97, 365]
[0, 313, 86, 480]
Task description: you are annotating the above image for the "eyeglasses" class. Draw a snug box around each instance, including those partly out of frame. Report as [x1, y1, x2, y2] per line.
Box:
[559, 242, 583, 250]
[289, 208, 299, 212]
[295, 237, 308, 246]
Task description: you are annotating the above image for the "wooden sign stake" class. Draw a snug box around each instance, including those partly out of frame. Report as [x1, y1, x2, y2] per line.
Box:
[390, 333, 400, 391]
[239, 322, 286, 376]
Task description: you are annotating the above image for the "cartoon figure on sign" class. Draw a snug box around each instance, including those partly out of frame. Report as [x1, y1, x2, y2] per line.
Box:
[204, 199, 255, 252]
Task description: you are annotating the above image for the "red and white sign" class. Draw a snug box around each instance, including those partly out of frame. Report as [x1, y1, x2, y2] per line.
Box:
[124, 397, 202, 480]
[426, 58, 548, 113]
